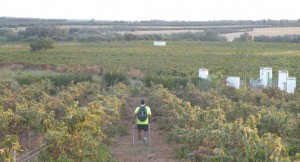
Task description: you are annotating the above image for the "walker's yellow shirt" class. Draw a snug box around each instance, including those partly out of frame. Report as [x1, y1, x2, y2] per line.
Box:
[134, 105, 151, 125]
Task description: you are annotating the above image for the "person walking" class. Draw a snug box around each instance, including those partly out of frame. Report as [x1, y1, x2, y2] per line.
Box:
[132, 98, 151, 143]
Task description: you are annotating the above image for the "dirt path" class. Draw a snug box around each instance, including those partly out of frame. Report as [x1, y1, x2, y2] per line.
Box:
[111, 98, 179, 162]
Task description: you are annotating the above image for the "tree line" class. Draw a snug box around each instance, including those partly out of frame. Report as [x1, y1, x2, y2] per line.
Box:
[0, 25, 228, 42]
[1, 17, 300, 28]
[234, 32, 300, 43]
[1, 25, 300, 44]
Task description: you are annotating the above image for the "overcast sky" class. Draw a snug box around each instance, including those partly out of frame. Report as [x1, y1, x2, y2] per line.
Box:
[1, 0, 299, 21]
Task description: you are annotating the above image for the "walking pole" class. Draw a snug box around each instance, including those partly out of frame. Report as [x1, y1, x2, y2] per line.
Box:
[148, 123, 151, 146]
[133, 124, 135, 145]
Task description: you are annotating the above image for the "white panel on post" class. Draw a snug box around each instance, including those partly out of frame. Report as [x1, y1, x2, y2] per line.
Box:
[226, 76, 240, 89]
[260, 67, 272, 87]
[287, 77, 296, 94]
[199, 68, 208, 79]
[153, 41, 166, 46]
[278, 70, 288, 91]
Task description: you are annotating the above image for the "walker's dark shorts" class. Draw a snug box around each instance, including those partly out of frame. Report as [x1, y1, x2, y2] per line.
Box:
[137, 124, 149, 131]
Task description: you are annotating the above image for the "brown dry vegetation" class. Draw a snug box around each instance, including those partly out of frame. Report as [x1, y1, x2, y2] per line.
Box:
[128, 68, 145, 78]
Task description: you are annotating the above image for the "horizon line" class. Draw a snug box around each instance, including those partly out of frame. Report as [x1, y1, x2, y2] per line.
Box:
[1, 16, 300, 22]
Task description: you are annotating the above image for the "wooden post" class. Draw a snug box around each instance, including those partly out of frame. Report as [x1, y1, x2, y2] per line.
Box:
[244, 66, 247, 89]
[28, 127, 31, 151]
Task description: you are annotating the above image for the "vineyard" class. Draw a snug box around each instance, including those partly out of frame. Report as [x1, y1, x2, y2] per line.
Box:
[1, 41, 300, 85]
[149, 84, 300, 161]
[0, 41, 300, 161]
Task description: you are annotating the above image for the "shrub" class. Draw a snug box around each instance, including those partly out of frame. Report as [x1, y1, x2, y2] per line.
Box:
[15, 74, 93, 87]
[29, 37, 55, 51]
[191, 77, 213, 90]
[144, 75, 188, 90]
[103, 71, 128, 87]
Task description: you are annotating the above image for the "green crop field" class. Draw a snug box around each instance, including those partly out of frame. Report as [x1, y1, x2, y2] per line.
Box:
[1, 41, 300, 84]
[2, 18, 300, 161]
[1, 40, 300, 161]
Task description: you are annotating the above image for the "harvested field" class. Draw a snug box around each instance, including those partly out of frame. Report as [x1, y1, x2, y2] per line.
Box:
[125, 29, 203, 35]
[222, 27, 300, 41]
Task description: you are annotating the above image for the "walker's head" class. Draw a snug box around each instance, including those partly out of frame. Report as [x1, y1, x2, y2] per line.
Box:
[141, 98, 145, 105]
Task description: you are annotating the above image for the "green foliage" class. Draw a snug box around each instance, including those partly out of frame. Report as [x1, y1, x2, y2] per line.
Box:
[178, 84, 222, 109]
[148, 83, 299, 161]
[254, 34, 300, 43]
[15, 74, 93, 87]
[30, 37, 55, 51]
[20, 26, 68, 41]
[47, 74, 93, 87]
[144, 75, 188, 90]
[0, 109, 25, 137]
[1, 135, 20, 149]
[0, 135, 20, 161]
[103, 71, 128, 87]
[41, 95, 124, 161]
[2, 41, 300, 88]
[191, 77, 213, 90]
[176, 146, 190, 159]
[1, 39, 300, 161]
[234, 32, 252, 42]
[0, 80, 128, 161]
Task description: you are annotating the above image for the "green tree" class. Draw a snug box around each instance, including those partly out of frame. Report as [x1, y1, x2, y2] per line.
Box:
[123, 33, 137, 41]
[29, 37, 55, 51]
[234, 32, 252, 42]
